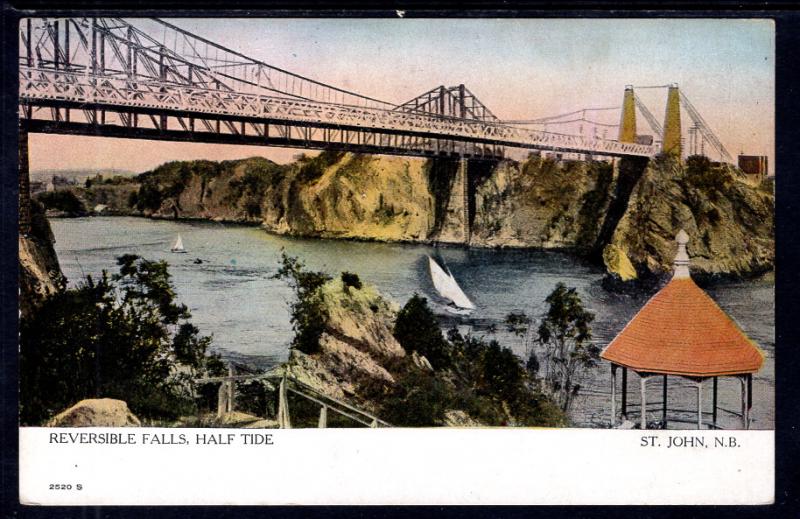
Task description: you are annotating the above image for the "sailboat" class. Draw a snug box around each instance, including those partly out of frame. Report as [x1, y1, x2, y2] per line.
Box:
[170, 234, 187, 253]
[428, 256, 475, 314]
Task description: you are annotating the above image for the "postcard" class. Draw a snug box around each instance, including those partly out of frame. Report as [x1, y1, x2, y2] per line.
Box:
[15, 15, 774, 505]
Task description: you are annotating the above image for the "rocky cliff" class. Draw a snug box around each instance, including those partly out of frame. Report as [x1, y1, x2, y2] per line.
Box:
[470, 156, 614, 249]
[603, 155, 774, 283]
[271, 277, 406, 414]
[19, 200, 65, 318]
[68, 151, 774, 281]
[266, 274, 565, 427]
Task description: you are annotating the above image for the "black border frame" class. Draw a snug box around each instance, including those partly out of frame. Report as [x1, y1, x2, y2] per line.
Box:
[2, 3, 798, 517]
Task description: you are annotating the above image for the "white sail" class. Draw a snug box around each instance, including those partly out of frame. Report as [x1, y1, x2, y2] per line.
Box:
[171, 234, 186, 252]
[428, 256, 475, 310]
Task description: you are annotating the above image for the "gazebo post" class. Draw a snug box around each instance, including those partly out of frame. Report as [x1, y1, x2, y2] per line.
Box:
[712, 377, 718, 428]
[610, 364, 617, 428]
[741, 375, 752, 430]
[640, 375, 647, 430]
[747, 374, 753, 429]
[621, 367, 628, 419]
[696, 379, 703, 430]
[662, 375, 668, 429]
[740, 376, 748, 430]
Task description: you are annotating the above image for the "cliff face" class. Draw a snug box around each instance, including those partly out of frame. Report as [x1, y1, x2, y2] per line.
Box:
[75, 152, 774, 280]
[471, 157, 614, 249]
[604, 155, 774, 281]
[274, 278, 405, 413]
[19, 201, 64, 318]
[263, 153, 436, 241]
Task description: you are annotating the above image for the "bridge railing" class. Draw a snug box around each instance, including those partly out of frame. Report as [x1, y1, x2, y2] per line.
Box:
[20, 66, 659, 158]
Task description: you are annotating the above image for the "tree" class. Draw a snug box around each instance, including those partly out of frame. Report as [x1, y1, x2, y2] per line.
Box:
[536, 283, 598, 412]
[505, 311, 537, 375]
[20, 255, 221, 425]
[394, 293, 451, 369]
[272, 251, 332, 354]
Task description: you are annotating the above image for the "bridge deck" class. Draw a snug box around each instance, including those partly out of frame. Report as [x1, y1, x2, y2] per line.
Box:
[19, 67, 657, 158]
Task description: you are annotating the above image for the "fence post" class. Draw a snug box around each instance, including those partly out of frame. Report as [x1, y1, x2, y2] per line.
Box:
[216, 382, 227, 417]
[227, 365, 235, 413]
[277, 374, 291, 429]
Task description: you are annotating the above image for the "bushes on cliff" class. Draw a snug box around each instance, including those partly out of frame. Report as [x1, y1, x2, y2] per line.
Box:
[135, 182, 163, 212]
[34, 190, 87, 216]
[20, 255, 223, 425]
[394, 294, 451, 369]
[272, 252, 332, 354]
[380, 368, 454, 427]
[386, 295, 565, 427]
[296, 151, 345, 183]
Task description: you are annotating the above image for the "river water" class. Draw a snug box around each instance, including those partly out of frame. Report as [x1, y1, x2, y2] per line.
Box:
[50, 217, 775, 429]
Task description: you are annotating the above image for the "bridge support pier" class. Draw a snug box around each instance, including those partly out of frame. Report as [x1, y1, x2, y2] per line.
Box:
[431, 156, 498, 245]
[19, 128, 31, 236]
[458, 157, 470, 244]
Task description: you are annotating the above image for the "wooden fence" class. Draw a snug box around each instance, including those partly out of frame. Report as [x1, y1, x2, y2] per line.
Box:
[196, 368, 391, 429]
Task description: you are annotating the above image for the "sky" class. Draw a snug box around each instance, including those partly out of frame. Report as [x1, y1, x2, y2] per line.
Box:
[29, 17, 774, 173]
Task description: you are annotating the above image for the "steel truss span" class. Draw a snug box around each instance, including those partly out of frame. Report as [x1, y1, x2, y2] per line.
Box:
[18, 17, 658, 159]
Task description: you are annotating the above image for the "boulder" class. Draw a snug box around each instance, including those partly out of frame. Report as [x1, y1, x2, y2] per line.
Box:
[602, 243, 637, 281]
[47, 398, 141, 427]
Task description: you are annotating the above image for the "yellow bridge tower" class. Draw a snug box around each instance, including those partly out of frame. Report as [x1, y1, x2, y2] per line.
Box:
[618, 85, 637, 143]
[662, 83, 682, 157]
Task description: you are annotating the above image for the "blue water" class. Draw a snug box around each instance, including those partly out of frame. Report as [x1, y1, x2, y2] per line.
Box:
[50, 217, 775, 429]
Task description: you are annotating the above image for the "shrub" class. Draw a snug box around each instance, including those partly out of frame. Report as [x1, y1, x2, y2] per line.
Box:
[380, 369, 453, 426]
[135, 182, 163, 212]
[341, 272, 362, 290]
[20, 255, 222, 424]
[34, 190, 86, 215]
[272, 252, 332, 354]
[685, 154, 733, 193]
[394, 294, 451, 369]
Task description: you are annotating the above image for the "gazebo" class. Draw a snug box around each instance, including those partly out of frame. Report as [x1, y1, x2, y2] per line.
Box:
[601, 230, 764, 430]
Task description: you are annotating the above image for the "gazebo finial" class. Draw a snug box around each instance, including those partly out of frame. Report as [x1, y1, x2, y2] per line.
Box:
[673, 229, 690, 279]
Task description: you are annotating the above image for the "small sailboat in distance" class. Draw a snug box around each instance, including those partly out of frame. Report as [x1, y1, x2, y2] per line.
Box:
[171, 234, 187, 253]
[428, 256, 475, 314]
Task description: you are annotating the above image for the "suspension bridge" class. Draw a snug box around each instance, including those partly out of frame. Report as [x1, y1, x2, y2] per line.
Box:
[19, 17, 665, 159]
[17, 17, 733, 238]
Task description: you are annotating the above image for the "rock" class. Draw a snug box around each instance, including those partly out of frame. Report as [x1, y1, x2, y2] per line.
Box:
[411, 351, 433, 371]
[19, 201, 64, 318]
[602, 244, 637, 281]
[471, 157, 614, 249]
[47, 398, 141, 427]
[270, 277, 408, 414]
[608, 156, 774, 280]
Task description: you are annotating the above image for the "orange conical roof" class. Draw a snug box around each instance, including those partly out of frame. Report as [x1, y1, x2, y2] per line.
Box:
[601, 231, 764, 377]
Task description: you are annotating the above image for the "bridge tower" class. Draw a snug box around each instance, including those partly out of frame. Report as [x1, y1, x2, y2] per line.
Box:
[618, 85, 637, 143]
[662, 83, 682, 157]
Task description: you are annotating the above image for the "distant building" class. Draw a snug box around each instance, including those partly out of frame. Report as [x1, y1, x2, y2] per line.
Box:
[738, 155, 768, 180]
[634, 134, 654, 146]
[51, 175, 77, 190]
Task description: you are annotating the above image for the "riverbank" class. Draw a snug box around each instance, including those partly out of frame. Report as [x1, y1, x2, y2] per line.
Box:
[37, 152, 774, 285]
